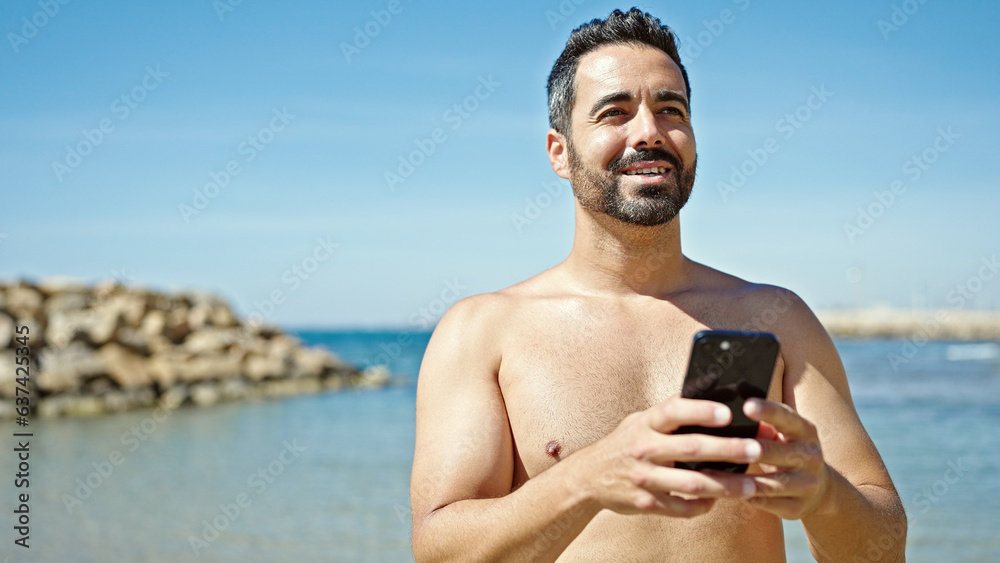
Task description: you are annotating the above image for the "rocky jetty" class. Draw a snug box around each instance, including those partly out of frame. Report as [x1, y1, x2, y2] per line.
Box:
[0, 279, 389, 419]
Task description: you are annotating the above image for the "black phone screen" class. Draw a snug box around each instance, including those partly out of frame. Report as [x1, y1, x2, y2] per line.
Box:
[673, 330, 780, 473]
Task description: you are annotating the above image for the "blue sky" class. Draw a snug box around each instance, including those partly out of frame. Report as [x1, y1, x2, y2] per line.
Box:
[1, 0, 998, 328]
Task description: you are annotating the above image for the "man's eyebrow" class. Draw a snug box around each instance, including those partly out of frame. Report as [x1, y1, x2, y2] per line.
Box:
[588, 92, 632, 118]
[656, 90, 690, 113]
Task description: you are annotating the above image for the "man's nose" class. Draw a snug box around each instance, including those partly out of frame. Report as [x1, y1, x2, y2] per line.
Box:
[629, 106, 666, 148]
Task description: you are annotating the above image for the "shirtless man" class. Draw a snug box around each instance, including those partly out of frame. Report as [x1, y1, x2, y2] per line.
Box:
[410, 8, 905, 562]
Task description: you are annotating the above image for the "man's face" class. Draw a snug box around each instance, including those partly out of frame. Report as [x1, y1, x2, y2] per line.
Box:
[563, 43, 696, 226]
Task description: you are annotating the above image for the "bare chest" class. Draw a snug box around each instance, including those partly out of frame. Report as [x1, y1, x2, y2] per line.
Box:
[498, 306, 692, 483]
[497, 306, 782, 487]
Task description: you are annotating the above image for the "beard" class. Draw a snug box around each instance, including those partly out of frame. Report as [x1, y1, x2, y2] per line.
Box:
[568, 142, 696, 227]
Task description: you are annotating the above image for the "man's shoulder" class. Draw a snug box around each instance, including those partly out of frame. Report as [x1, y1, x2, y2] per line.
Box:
[438, 291, 511, 325]
[432, 271, 561, 339]
[719, 282, 834, 362]
[733, 281, 809, 320]
[690, 262, 817, 331]
[695, 271, 840, 387]
[448, 270, 559, 310]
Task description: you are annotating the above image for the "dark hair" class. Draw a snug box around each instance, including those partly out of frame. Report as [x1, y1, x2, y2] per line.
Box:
[546, 8, 690, 135]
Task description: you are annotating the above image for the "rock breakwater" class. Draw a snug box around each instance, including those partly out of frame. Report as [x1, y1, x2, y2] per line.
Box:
[0, 279, 389, 418]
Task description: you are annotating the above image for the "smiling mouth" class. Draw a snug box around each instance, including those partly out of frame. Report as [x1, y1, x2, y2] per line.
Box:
[621, 167, 670, 176]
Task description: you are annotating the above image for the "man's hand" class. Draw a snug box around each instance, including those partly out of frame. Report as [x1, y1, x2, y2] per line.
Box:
[741, 397, 832, 520]
[575, 395, 761, 518]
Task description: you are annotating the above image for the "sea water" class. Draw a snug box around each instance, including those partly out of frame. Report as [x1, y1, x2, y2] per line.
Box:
[2, 332, 998, 562]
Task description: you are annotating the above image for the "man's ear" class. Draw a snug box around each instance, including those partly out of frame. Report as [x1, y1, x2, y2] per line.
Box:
[546, 128, 571, 180]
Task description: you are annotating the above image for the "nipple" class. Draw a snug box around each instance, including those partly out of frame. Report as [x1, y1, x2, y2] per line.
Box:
[545, 440, 562, 461]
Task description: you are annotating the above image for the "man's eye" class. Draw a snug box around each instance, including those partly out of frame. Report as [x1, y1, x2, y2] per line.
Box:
[662, 107, 684, 117]
[601, 108, 626, 119]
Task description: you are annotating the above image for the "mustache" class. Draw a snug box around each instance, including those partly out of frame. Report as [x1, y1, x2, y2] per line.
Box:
[608, 148, 682, 173]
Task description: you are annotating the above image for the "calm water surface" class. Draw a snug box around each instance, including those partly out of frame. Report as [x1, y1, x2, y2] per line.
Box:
[2, 332, 998, 562]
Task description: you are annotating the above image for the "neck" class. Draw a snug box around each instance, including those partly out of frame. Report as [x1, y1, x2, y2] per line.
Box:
[561, 200, 690, 297]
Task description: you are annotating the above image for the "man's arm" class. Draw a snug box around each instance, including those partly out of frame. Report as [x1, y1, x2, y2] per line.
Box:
[410, 294, 763, 562]
[748, 290, 906, 562]
[409, 294, 601, 562]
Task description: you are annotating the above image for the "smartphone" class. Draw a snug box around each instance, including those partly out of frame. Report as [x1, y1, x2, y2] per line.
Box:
[673, 330, 780, 473]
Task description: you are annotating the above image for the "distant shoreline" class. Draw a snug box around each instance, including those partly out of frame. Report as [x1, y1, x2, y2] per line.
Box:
[816, 308, 1000, 341]
[286, 307, 1000, 343]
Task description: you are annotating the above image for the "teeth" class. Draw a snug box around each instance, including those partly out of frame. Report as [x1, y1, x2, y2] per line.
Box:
[623, 167, 667, 175]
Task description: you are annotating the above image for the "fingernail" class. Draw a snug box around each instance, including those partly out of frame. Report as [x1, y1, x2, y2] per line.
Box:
[743, 479, 755, 497]
[714, 406, 729, 424]
[745, 441, 761, 461]
[744, 398, 758, 415]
